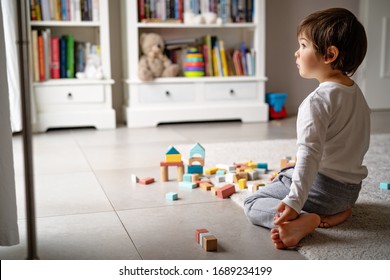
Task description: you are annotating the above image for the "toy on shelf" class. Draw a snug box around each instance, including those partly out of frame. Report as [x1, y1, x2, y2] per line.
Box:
[184, 48, 205, 78]
[138, 33, 180, 81]
[266, 92, 288, 119]
[160, 146, 185, 182]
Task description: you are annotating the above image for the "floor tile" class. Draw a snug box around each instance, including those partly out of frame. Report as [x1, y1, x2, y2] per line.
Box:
[0, 212, 141, 260]
[117, 202, 305, 260]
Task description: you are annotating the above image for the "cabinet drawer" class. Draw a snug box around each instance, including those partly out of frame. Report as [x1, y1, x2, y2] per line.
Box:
[35, 85, 105, 104]
[205, 82, 258, 101]
[138, 83, 195, 103]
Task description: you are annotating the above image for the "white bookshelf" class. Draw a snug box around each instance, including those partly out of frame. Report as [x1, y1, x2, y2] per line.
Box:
[121, 0, 268, 127]
[28, 0, 115, 132]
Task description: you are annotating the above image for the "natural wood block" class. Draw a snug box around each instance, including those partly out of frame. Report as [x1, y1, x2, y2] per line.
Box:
[203, 235, 218, 251]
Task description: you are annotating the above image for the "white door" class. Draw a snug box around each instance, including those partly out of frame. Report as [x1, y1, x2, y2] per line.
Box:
[360, 0, 390, 109]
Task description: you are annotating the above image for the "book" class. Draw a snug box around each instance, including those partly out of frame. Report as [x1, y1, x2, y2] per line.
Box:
[43, 29, 51, 80]
[219, 39, 229, 76]
[66, 34, 75, 78]
[59, 36, 67, 78]
[37, 33, 46, 81]
[50, 37, 60, 78]
[240, 41, 248, 75]
[31, 29, 40, 82]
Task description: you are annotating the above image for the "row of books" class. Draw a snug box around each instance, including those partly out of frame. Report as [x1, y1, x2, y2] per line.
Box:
[139, 0, 253, 23]
[31, 29, 100, 81]
[30, 0, 100, 22]
[166, 35, 255, 77]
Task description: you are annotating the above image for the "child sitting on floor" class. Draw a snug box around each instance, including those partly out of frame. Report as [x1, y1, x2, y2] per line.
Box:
[244, 7, 370, 249]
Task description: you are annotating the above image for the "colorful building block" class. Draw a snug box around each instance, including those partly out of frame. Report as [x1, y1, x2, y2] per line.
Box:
[380, 182, 390, 190]
[195, 229, 209, 243]
[139, 177, 155, 185]
[216, 184, 236, 199]
[165, 192, 178, 201]
[202, 235, 218, 251]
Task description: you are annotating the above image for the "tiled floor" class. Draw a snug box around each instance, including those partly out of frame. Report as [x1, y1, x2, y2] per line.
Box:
[1, 110, 389, 260]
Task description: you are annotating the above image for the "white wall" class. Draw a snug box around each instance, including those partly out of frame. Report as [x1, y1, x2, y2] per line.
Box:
[265, 0, 360, 115]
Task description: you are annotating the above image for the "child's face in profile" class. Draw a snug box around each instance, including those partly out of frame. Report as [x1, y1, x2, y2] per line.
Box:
[295, 34, 324, 80]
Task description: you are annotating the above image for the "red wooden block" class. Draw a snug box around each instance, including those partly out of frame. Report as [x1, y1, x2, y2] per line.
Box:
[160, 161, 184, 167]
[139, 177, 155, 185]
[216, 184, 236, 199]
[195, 229, 208, 243]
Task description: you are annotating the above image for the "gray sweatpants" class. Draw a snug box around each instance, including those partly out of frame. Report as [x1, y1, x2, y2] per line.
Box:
[244, 167, 362, 229]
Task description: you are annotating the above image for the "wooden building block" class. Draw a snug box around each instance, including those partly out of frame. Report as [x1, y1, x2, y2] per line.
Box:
[380, 182, 390, 190]
[166, 154, 182, 162]
[203, 235, 218, 251]
[165, 192, 178, 201]
[160, 166, 168, 182]
[177, 165, 184, 181]
[160, 161, 184, 167]
[216, 184, 236, 199]
[191, 174, 200, 182]
[200, 182, 213, 191]
[189, 157, 205, 166]
[205, 167, 218, 175]
[238, 178, 247, 189]
[179, 181, 197, 189]
[139, 177, 155, 185]
[195, 229, 208, 243]
[210, 186, 218, 196]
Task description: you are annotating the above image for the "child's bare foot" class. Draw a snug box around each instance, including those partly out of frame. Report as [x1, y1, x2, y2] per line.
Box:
[270, 213, 320, 249]
[319, 208, 352, 228]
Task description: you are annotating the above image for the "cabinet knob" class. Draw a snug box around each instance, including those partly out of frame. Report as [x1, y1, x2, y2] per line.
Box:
[165, 91, 171, 96]
[67, 93, 73, 99]
[230, 89, 235, 95]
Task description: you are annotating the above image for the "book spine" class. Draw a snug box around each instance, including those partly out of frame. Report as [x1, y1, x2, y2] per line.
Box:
[50, 37, 60, 78]
[92, 0, 99, 21]
[219, 40, 229, 76]
[66, 34, 75, 78]
[60, 36, 67, 78]
[31, 30, 40, 82]
[37, 34, 46, 81]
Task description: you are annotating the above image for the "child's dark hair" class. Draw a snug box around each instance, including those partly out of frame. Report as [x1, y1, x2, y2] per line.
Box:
[297, 8, 367, 76]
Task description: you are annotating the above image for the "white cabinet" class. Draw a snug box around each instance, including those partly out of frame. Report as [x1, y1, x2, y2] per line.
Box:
[28, 0, 115, 132]
[121, 0, 268, 128]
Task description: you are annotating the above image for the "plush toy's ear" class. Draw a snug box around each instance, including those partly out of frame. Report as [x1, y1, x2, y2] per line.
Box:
[139, 33, 147, 45]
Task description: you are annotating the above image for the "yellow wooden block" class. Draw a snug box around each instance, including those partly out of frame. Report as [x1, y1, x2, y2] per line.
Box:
[238, 178, 247, 189]
[205, 167, 218, 175]
[246, 161, 257, 168]
[166, 154, 182, 162]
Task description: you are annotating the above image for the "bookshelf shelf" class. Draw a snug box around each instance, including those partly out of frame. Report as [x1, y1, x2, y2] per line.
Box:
[121, 0, 268, 127]
[28, 0, 115, 132]
[30, 21, 101, 27]
[137, 23, 257, 29]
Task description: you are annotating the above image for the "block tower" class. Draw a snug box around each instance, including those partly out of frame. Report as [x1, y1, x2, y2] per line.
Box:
[187, 143, 205, 174]
[160, 146, 184, 182]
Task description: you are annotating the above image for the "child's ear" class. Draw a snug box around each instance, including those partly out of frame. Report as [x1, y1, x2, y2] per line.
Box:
[324, 46, 339, 63]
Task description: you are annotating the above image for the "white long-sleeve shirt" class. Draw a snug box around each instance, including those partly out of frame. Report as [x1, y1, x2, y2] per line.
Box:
[282, 82, 371, 213]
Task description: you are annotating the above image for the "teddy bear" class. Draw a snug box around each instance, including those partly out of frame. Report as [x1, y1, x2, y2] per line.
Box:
[138, 33, 180, 81]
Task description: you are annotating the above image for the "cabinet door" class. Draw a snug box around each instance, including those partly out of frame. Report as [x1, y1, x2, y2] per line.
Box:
[205, 82, 258, 101]
[138, 83, 196, 103]
[35, 85, 105, 104]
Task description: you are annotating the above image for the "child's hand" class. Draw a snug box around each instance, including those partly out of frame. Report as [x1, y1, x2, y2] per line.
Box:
[274, 202, 299, 225]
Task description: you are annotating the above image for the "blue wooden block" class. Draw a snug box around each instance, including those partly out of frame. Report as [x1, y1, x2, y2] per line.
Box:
[188, 165, 203, 174]
[379, 182, 390, 190]
[166, 192, 178, 201]
[257, 162, 268, 172]
[179, 181, 197, 189]
[183, 173, 193, 182]
[216, 169, 226, 176]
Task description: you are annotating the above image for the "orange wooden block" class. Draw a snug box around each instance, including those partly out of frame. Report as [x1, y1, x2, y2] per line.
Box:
[216, 184, 235, 199]
[139, 177, 155, 185]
